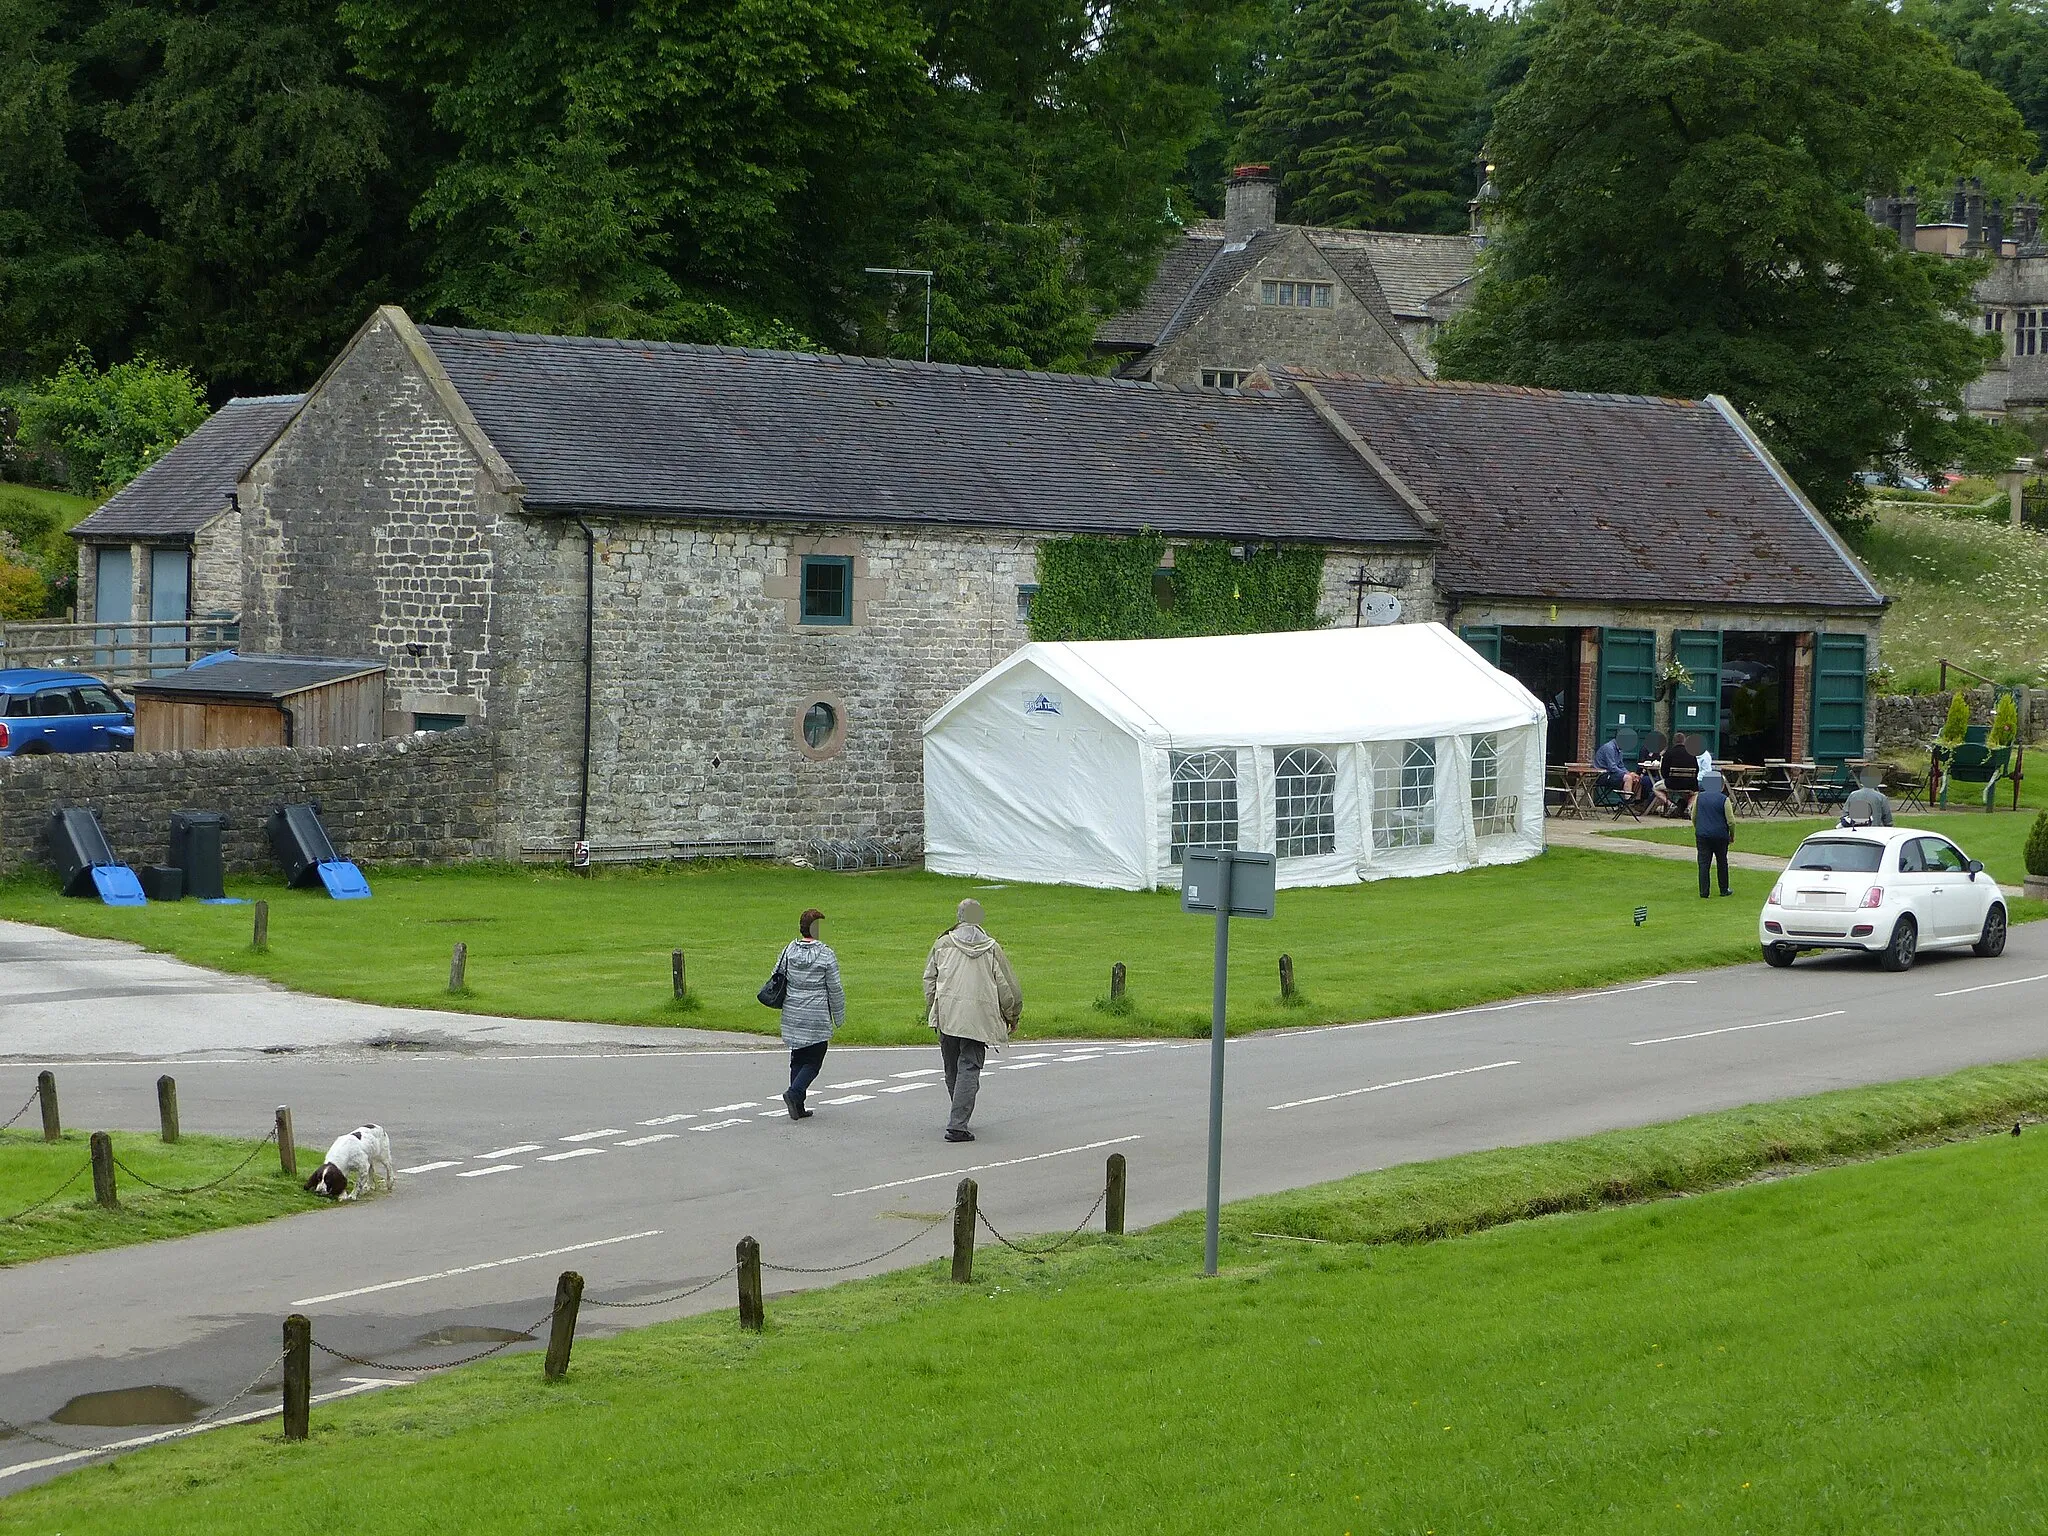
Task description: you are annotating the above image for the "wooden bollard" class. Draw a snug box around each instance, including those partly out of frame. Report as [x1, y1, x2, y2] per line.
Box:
[1106, 1152, 1127, 1235]
[1279, 953, 1296, 1000]
[544, 1270, 585, 1382]
[671, 949, 686, 1002]
[951, 1177, 978, 1284]
[1110, 962, 1126, 1003]
[252, 899, 269, 952]
[37, 1069, 59, 1142]
[736, 1237, 764, 1332]
[276, 1105, 297, 1178]
[448, 942, 467, 992]
[282, 1314, 311, 1441]
[157, 1074, 180, 1143]
[89, 1130, 116, 1208]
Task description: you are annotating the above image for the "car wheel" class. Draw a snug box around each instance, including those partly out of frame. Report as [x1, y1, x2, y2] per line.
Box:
[1880, 914, 1918, 973]
[17, 742, 50, 756]
[1975, 905, 2008, 959]
[1762, 943, 1798, 969]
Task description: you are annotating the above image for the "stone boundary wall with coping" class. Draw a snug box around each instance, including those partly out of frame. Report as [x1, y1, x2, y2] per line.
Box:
[1872, 687, 2042, 751]
[0, 726, 495, 878]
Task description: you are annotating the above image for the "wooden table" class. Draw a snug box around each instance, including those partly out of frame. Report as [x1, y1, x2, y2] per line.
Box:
[1768, 760, 1821, 814]
[1550, 763, 1601, 818]
[1716, 763, 1765, 817]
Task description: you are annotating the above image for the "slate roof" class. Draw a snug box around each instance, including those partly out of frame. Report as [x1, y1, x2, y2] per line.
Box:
[415, 325, 1434, 546]
[1302, 231, 1479, 318]
[1297, 373, 1885, 611]
[69, 396, 303, 541]
[130, 653, 386, 702]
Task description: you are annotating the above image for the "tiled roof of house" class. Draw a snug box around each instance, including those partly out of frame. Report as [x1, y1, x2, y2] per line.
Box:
[1296, 373, 1884, 611]
[1095, 235, 1221, 349]
[69, 395, 303, 541]
[1303, 231, 1479, 317]
[416, 326, 1434, 545]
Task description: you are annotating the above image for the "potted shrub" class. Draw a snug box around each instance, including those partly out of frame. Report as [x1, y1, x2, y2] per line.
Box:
[1938, 692, 1973, 749]
[1990, 692, 2020, 748]
[2027, 810, 2048, 903]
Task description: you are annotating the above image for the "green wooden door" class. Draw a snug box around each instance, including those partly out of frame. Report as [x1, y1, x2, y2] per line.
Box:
[1598, 628, 1657, 750]
[1671, 630, 1723, 755]
[1810, 632, 1869, 763]
[1458, 625, 1501, 665]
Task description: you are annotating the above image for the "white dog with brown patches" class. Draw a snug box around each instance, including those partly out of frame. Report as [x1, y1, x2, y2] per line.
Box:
[305, 1124, 393, 1201]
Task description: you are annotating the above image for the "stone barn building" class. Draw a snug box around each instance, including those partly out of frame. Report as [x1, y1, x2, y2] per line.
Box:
[214, 306, 1885, 862]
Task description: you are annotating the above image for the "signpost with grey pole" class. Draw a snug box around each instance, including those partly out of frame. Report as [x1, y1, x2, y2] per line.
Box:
[1181, 847, 1276, 1276]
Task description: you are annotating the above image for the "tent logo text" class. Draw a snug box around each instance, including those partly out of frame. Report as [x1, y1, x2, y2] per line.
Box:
[1023, 692, 1063, 717]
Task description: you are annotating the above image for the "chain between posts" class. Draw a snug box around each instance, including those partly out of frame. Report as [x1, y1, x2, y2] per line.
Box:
[582, 1265, 738, 1308]
[0, 1159, 91, 1224]
[760, 1209, 954, 1275]
[111, 1126, 278, 1195]
[0, 1087, 38, 1132]
[0, 1349, 290, 1453]
[310, 1312, 555, 1373]
[976, 1191, 1107, 1258]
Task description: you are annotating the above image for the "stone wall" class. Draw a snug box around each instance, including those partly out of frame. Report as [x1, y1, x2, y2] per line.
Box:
[1872, 686, 2042, 749]
[0, 726, 494, 877]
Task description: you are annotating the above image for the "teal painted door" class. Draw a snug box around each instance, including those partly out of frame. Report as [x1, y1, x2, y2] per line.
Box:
[1671, 630, 1723, 754]
[1458, 625, 1501, 665]
[1810, 633, 1869, 763]
[1598, 628, 1657, 750]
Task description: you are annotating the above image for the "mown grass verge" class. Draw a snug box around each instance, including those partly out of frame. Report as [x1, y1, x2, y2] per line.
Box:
[0, 1131, 325, 1266]
[7, 1061, 2048, 1532]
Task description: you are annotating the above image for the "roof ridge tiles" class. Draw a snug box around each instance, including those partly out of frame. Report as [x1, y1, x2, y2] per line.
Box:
[1279, 367, 1701, 408]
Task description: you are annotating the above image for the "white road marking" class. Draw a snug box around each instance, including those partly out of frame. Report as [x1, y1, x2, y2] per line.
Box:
[1935, 971, 2048, 998]
[880, 1082, 935, 1094]
[690, 1117, 749, 1132]
[993, 1062, 1044, 1071]
[707, 1102, 759, 1113]
[1631, 1011, 1845, 1047]
[478, 1144, 540, 1160]
[558, 1128, 622, 1142]
[0, 1379, 408, 1483]
[757, 1110, 787, 1118]
[1277, 976, 1700, 1038]
[891, 1068, 945, 1078]
[293, 1229, 662, 1305]
[539, 1148, 604, 1162]
[824, 1079, 884, 1090]
[833, 1136, 1142, 1197]
[821, 1093, 873, 1105]
[614, 1133, 678, 1147]
[396, 1161, 461, 1175]
[457, 1164, 519, 1178]
[1267, 1060, 1521, 1112]
[638, 1113, 697, 1126]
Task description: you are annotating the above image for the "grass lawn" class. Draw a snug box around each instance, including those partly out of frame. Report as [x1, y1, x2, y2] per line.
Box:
[0, 483, 99, 528]
[9, 1063, 2046, 1533]
[0, 849, 1784, 1043]
[1857, 504, 2048, 691]
[0, 1130, 325, 1266]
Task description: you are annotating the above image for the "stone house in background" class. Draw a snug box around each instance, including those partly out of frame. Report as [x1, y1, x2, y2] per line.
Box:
[1095, 165, 1482, 387]
[69, 395, 300, 634]
[198, 307, 1883, 861]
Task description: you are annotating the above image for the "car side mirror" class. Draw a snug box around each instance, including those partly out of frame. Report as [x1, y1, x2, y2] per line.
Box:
[1966, 859, 1984, 878]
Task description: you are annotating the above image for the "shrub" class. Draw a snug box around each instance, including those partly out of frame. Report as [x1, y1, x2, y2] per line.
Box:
[1938, 692, 1973, 746]
[2027, 811, 2048, 878]
[14, 351, 208, 495]
[0, 562, 46, 620]
[1990, 692, 2021, 747]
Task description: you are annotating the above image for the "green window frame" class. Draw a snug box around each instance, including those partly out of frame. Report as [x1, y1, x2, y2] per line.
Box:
[800, 556, 853, 626]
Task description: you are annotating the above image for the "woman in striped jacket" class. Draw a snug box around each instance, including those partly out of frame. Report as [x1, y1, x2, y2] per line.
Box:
[777, 908, 845, 1119]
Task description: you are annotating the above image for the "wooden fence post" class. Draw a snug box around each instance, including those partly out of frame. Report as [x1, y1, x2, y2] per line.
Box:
[1110, 962, 1126, 1004]
[276, 1106, 297, 1178]
[1279, 953, 1296, 1000]
[252, 900, 269, 952]
[448, 942, 467, 992]
[156, 1075, 180, 1143]
[736, 1237, 764, 1332]
[1106, 1152, 1127, 1236]
[282, 1314, 311, 1441]
[89, 1130, 116, 1208]
[951, 1177, 978, 1284]
[544, 1270, 585, 1382]
[37, 1069, 58, 1142]
[671, 950, 686, 1002]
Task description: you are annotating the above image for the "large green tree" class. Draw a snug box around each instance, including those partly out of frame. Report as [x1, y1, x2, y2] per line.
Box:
[1435, 0, 2032, 530]
[1909, 0, 2048, 160]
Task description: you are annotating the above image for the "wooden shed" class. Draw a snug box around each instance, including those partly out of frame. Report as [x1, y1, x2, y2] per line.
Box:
[131, 654, 388, 752]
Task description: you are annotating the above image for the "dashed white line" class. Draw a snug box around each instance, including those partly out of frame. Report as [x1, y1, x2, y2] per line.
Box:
[1935, 972, 2048, 998]
[824, 1080, 884, 1090]
[1631, 1011, 1845, 1047]
[994, 1062, 1044, 1071]
[293, 1229, 663, 1305]
[891, 1068, 945, 1079]
[614, 1133, 678, 1147]
[833, 1136, 1143, 1197]
[821, 1093, 873, 1105]
[690, 1117, 749, 1132]
[478, 1144, 540, 1160]
[880, 1082, 935, 1094]
[559, 1129, 622, 1142]
[1267, 1060, 1520, 1112]
[457, 1164, 519, 1178]
[539, 1148, 604, 1162]
[637, 1114, 697, 1127]
[397, 1161, 461, 1175]
[707, 1102, 760, 1113]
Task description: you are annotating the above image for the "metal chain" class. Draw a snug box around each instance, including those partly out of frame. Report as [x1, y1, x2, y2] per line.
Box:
[0, 1088, 39, 1132]
[583, 1265, 737, 1308]
[976, 1191, 1106, 1258]
[761, 1210, 953, 1274]
[1, 1160, 90, 1225]
[0, 1413, 103, 1452]
[0, 1349, 289, 1455]
[192, 1348, 288, 1425]
[112, 1127, 277, 1196]
[310, 1311, 553, 1373]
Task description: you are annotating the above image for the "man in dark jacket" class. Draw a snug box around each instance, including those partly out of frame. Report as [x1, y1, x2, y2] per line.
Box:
[1692, 773, 1734, 898]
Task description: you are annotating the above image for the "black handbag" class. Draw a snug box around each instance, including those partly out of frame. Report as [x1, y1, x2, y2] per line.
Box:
[757, 954, 789, 1009]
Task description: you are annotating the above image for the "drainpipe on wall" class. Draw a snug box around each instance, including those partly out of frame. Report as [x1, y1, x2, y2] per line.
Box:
[576, 520, 596, 853]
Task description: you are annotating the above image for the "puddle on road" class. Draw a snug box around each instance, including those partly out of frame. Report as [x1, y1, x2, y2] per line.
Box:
[49, 1385, 205, 1427]
[414, 1326, 531, 1347]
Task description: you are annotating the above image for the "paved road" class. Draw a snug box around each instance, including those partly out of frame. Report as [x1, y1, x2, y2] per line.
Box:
[3, 919, 2045, 1491]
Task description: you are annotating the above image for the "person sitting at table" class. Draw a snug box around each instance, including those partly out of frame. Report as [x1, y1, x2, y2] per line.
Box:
[1594, 733, 1643, 805]
[1635, 733, 1675, 815]
[1660, 732, 1700, 813]
[1690, 733, 1714, 779]
[1839, 766, 1893, 828]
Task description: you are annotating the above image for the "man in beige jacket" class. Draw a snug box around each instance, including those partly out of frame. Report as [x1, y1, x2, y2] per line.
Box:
[923, 898, 1023, 1143]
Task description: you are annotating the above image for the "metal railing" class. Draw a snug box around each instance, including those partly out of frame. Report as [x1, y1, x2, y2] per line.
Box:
[0, 617, 239, 684]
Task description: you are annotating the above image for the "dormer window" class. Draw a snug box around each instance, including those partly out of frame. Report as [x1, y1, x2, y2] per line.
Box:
[1261, 280, 1333, 309]
[1201, 368, 1252, 390]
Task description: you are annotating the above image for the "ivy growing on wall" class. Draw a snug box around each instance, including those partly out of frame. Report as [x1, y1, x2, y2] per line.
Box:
[1027, 534, 1327, 642]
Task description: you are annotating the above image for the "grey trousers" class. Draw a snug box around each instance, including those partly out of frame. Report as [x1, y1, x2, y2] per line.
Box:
[938, 1033, 987, 1132]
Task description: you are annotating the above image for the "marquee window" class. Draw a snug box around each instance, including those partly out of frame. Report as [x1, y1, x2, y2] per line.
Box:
[1471, 733, 1515, 837]
[1260, 280, 1333, 309]
[1171, 751, 1239, 865]
[1274, 748, 1337, 858]
[1372, 739, 1437, 851]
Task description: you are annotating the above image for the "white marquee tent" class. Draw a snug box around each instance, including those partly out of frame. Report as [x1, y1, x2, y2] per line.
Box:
[923, 623, 1547, 891]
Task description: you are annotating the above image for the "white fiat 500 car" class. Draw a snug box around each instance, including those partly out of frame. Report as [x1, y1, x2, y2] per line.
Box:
[1760, 827, 2006, 972]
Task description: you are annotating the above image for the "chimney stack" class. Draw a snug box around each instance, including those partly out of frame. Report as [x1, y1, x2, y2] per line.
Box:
[1989, 197, 2006, 256]
[1966, 178, 1985, 252]
[1898, 187, 1918, 249]
[1953, 179, 1969, 223]
[1224, 164, 1278, 245]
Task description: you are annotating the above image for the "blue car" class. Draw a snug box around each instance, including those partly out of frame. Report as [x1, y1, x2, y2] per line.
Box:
[0, 670, 135, 755]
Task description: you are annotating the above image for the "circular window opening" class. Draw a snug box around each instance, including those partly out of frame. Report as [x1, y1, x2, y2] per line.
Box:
[803, 701, 838, 749]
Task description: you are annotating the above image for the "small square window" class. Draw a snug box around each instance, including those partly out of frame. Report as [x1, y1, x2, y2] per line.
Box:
[800, 556, 853, 625]
[1201, 368, 1250, 390]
